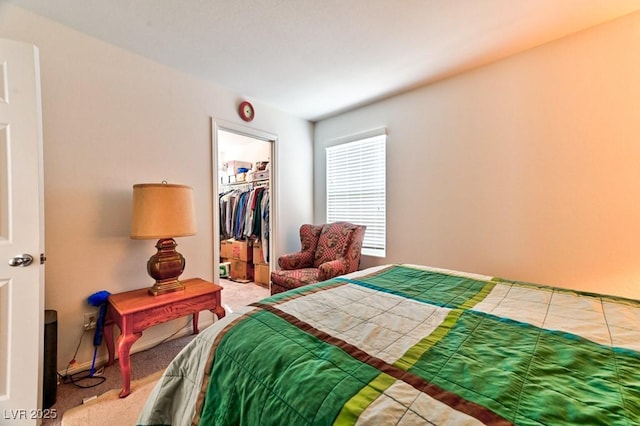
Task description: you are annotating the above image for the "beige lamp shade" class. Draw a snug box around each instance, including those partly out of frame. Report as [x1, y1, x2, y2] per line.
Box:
[131, 183, 196, 239]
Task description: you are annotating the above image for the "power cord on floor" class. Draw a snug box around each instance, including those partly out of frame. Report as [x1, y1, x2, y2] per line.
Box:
[59, 368, 106, 388]
[57, 316, 193, 389]
[58, 329, 106, 389]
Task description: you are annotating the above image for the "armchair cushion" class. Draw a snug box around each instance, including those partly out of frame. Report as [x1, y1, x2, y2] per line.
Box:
[270, 268, 320, 295]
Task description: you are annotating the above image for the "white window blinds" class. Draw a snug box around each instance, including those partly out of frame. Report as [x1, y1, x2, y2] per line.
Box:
[326, 134, 386, 257]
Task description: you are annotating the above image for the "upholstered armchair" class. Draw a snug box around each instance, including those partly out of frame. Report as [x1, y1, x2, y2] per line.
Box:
[270, 222, 366, 295]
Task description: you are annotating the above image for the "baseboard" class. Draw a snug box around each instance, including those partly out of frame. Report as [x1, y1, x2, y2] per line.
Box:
[59, 317, 214, 378]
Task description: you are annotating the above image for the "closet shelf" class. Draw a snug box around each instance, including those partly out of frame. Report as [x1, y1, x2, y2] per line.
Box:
[222, 178, 269, 187]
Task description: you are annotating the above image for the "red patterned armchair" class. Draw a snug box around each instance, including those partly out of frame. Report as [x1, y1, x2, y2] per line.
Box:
[270, 222, 367, 295]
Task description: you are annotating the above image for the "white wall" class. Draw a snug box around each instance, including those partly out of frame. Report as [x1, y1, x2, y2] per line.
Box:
[0, 4, 313, 371]
[315, 11, 640, 300]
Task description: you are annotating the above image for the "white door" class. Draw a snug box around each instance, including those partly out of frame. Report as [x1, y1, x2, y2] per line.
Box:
[0, 39, 45, 425]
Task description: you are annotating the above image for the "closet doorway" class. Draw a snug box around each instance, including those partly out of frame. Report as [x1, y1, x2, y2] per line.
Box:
[212, 120, 276, 292]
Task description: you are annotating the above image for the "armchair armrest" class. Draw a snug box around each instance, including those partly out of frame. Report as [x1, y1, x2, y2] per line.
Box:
[278, 251, 314, 270]
[318, 259, 349, 281]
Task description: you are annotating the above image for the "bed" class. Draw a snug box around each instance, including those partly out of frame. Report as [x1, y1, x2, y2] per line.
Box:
[137, 264, 640, 425]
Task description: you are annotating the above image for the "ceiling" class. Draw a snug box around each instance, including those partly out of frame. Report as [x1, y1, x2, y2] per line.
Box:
[6, 0, 640, 121]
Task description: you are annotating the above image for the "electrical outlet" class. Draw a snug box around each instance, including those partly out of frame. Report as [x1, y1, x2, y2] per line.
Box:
[83, 312, 98, 330]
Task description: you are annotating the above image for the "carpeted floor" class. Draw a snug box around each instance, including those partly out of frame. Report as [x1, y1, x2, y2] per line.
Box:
[61, 370, 165, 426]
[43, 279, 269, 425]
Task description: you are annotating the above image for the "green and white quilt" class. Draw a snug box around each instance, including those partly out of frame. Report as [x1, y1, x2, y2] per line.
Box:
[137, 264, 640, 425]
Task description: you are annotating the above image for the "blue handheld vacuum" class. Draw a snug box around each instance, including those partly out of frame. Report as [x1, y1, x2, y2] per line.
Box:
[87, 290, 111, 377]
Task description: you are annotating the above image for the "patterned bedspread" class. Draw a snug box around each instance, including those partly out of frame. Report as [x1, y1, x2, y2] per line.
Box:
[137, 264, 640, 425]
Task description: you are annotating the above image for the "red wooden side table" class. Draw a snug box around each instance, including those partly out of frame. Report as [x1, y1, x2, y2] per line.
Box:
[103, 278, 225, 397]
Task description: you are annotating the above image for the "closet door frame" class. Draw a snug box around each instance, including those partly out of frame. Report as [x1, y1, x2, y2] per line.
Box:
[211, 118, 277, 289]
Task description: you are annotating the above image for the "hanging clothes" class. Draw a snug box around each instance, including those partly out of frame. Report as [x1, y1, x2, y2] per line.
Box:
[261, 190, 270, 262]
[219, 184, 269, 254]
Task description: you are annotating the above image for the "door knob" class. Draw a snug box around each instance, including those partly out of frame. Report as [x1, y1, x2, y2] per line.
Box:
[8, 254, 34, 267]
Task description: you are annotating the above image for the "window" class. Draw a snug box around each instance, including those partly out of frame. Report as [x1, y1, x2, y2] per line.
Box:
[326, 133, 386, 257]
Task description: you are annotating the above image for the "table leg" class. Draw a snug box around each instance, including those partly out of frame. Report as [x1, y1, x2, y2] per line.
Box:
[116, 331, 142, 398]
[192, 313, 199, 334]
[212, 305, 226, 320]
[104, 311, 115, 366]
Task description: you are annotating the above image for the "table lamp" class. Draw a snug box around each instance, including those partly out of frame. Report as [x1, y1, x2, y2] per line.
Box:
[131, 182, 196, 295]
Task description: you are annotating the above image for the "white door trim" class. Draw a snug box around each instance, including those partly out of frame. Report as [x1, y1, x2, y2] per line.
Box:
[211, 118, 278, 290]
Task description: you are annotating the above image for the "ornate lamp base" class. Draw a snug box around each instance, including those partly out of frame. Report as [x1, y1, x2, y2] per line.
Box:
[147, 238, 186, 296]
